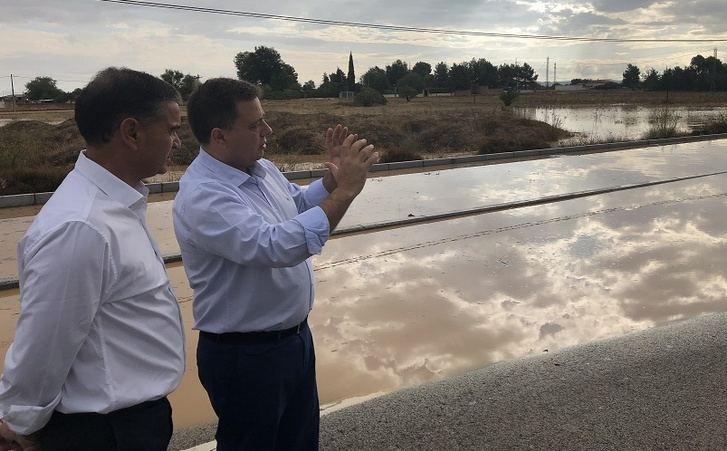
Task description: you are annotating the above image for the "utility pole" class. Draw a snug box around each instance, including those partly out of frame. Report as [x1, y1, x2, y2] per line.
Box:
[553, 62, 557, 89]
[546, 57, 549, 89]
[10, 74, 16, 113]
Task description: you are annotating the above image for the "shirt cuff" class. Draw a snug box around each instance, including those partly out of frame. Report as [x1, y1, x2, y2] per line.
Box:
[294, 206, 330, 255]
[304, 178, 330, 206]
[1, 392, 61, 435]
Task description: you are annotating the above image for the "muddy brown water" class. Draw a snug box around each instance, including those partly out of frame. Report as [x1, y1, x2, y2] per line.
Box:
[2, 141, 727, 428]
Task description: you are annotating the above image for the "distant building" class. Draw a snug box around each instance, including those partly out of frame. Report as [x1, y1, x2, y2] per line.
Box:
[0, 94, 26, 108]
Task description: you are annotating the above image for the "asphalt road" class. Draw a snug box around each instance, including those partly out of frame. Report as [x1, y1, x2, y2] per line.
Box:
[319, 313, 727, 451]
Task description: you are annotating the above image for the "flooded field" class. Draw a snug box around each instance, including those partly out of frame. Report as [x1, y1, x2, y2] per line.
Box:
[516, 105, 727, 142]
[2, 140, 727, 428]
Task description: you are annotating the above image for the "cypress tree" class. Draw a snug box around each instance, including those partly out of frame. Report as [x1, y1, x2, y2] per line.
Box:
[347, 51, 356, 91]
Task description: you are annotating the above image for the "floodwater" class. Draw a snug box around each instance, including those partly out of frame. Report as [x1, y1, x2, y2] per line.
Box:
[2, 140, 727, 428]
[516, 105, 727, 142]
[2, 139, 727, 280]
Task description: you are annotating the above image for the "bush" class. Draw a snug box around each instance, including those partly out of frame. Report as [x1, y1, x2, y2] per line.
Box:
[271, 127, 322, 154]
[0, 166, 69, 195]
[643, 108, 680, 139]
[380, 148, 422, 163]
[264, 88, 303, 100]
[499, 89, 519, 106]
[353, 88, 387, 107]
[693, 112, 727, 135]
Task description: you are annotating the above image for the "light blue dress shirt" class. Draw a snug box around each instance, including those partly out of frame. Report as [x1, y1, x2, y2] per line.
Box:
[173, 149, 331, 333]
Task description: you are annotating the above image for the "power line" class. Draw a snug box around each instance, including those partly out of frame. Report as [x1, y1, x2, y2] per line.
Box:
[98, 0, 727, 43]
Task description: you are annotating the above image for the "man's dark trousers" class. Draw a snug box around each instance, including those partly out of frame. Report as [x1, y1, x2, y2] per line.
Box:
[197, 320, 319, 450]
[38, 397, 173, 450]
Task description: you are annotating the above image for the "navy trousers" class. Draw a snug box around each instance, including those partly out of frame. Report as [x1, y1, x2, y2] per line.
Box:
[38, 397, 172, 451]
[197, 322, 319, 451]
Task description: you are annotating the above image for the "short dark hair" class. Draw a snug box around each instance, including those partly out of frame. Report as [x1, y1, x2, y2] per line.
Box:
[187, 78, 260, 144]
[74, 67, 180, 146]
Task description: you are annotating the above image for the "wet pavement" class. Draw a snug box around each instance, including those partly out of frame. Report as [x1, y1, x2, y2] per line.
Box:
[318, 312, 727, 450]
[1, 140, 727, 430]
[3, 139, 727, 280]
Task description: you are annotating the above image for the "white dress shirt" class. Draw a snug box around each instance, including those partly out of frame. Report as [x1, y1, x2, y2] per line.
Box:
[0, 152, 185, 435]
[173, 149, 330, 334]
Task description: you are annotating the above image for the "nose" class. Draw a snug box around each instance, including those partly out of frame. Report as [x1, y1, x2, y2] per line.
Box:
[262, 119, 273, 136]
[172, 132, 181, 148]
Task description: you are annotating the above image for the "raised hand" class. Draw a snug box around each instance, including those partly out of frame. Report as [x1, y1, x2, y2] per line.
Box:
[323, 133, 379, 199]
[324, 124, 348, 169]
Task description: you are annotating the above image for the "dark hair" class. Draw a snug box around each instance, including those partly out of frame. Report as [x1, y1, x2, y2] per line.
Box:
[187, 78, 260, 144]
[74, 67, 180, 146]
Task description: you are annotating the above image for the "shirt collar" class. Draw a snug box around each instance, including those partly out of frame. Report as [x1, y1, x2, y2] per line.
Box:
[197, 147, 267, 186]
[75, 151, 147, 208]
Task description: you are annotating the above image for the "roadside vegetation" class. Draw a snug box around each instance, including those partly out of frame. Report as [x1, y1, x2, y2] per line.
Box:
[0, 95, 571, 195]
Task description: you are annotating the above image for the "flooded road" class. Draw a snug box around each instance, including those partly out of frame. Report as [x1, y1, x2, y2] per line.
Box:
[2, 139, 727, 280]
[2, 140, 727, 428]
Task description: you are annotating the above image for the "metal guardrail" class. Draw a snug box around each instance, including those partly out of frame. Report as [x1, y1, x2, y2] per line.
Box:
[1, 133, 726, 209]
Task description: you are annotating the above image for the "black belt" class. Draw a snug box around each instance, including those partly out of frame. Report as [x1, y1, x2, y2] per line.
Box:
[200, 318, 308, 344]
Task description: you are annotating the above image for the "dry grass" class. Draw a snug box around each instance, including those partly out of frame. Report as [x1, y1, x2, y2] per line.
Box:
[1, 90, 726, 194]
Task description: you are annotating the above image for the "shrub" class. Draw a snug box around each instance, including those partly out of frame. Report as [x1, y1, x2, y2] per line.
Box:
[0, 166, 69, 195]
[499, 89, 519, 106]
[353, 88, 387, 106]
[380, 148, 422, 163]
[271, 127, 322, 154]
[643, 108, 680, 139]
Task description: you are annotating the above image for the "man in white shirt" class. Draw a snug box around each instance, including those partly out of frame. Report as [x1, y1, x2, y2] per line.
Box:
[173, 78, 377, 450]
[0, 67, 186, 451]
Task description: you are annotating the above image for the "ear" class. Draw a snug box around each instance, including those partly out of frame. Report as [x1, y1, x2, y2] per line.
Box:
[119, 117, 141, 149]
[210, 127, 227, 147]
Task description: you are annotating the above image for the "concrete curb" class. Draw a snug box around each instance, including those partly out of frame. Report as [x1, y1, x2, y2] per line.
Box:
[1, 134, 725, 208]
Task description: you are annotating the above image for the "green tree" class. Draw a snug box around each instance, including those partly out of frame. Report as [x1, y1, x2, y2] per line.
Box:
[386, 59, 409, 87]
[412, 62, 431, 78]
[641, 67, 660, 91]
[25, 76, 65, 101]
[361, 66, 389, 92]
[449, 62, 472, 90]
[469, 58, 498, 87]
[622, 64, 641, 89]
[347, 52, 356, 91]
[161, 69, 200, 100]
[234, 46, 299, 90]
[316, 68, 346, 98]
[433, 62, 450, 89]
[397, 72, 424, 101]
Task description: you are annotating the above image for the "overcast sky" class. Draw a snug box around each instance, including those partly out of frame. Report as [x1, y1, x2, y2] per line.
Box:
[1, 0, 726, 95]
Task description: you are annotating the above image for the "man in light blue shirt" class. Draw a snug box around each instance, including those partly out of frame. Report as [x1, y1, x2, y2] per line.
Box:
[173, 77, 378, 450]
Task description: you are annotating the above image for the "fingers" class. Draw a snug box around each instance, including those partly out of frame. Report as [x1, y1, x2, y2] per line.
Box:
[325, 124, 349, 147]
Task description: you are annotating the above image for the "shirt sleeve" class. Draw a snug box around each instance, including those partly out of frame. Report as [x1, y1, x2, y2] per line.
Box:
[176, 183, 330, 268]
[0, 222, 110, 435]
[288, 178, 330, 212]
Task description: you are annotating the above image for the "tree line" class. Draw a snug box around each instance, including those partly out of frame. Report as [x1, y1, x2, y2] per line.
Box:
[622, 54, 727, 91]
[18, 48, 725, 104]
[227, 46, 543, 100]
[14, 46, 542, 102]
